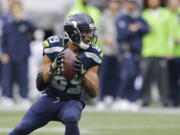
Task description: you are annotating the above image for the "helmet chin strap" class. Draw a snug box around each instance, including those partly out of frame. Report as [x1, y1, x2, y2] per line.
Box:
[75, 28, 90, 50]
[64, 32, 90, 50]
[72, 39, 90, 50]
[79, 40, 90, 50]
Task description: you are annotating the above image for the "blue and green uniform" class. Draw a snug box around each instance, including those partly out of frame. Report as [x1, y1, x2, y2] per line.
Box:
[8, 36, 103, 135]
[43, 36, 103, 102]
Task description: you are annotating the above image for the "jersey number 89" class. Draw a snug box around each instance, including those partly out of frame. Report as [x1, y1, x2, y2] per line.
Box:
[51, 76, 82, 94]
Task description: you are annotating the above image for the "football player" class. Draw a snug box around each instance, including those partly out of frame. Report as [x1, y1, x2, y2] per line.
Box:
[8, 13, 103, 135]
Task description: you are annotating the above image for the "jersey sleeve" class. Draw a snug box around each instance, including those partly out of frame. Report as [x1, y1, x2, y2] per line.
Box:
[87, 45, 103, 65]
[79, 45, 103, 70]
[43, 36, 64, 62]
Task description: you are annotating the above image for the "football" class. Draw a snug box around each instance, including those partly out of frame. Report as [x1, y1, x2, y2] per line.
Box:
[61, 48, 77, 80]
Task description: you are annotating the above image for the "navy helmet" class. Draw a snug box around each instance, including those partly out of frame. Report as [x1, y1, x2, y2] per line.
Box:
[64, 13, 97, 50]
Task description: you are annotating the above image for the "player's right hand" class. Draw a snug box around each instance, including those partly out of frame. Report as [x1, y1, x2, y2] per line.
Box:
[49, 52, 64, 75]
[74, 56, 86, 81]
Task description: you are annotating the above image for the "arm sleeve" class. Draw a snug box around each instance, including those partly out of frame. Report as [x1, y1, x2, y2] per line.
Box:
[36, 72, 48, 91]
[26, 21, 38, 40]
[43, 40, 55, 62]
[43, 36, 64, 62]
[116, 17, 139, 43]
[27, 21, 37, 32]
[138, 18, 150, 35]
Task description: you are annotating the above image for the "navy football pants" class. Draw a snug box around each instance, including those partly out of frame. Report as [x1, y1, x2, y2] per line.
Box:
[8, 95, 84, 135]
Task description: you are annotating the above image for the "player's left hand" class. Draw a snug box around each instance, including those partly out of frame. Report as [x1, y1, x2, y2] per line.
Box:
[49, 52, 64, 75]
[74, 56, 86, 80]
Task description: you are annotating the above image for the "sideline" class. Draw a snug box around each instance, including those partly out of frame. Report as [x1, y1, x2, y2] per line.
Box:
[1, 105, 180, 115]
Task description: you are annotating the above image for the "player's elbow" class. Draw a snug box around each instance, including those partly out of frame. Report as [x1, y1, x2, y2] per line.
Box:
[87, 88, 99, 98]
[89, 91, 98, 98]
[36, 82, 45, 91]
[36, 73, 48, 91]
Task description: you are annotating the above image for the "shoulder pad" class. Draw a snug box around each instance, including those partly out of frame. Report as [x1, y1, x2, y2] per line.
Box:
[43, 36, 64, 54]
[85, 45, 103, 64]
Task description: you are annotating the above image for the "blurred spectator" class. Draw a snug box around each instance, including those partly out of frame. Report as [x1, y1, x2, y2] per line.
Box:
[28, 29, 44, 100]
[0, 1, 4, 92]
[66, 0, 101, 48]
[139, 0, 171, 107]
[53, 0, 75, 37]
[66, 0, 101, 26]
[0, 1, 37, 107]
[0, 0, 13, 96]
[1, 0, 74, 38]
[90, 0, 107, 11]
[167, 0, 180, 107]
[112, 0, 149, 111]
[96, 0, 122, 110]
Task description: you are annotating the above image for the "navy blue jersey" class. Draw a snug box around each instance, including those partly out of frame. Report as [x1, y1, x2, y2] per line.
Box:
[2, 20, 37, 60]
[42, 36, 103, 102]
[116, 15, 149, 54]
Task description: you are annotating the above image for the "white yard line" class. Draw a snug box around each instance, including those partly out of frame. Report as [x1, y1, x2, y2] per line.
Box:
[84, 107, 180, 115]
[1, 124, 180, 134]
[91, 124, 180, 129]
[1, 105, 180, 115]
[0, 127, 94, 134]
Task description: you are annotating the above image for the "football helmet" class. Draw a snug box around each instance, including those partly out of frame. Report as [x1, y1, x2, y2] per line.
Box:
[64, 13, 97, 50]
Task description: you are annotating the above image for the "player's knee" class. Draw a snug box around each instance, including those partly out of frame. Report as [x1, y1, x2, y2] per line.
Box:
[63, 113, 79, 123]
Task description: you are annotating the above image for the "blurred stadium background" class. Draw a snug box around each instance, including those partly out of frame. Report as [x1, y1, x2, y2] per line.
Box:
[1, 0, 180, 135]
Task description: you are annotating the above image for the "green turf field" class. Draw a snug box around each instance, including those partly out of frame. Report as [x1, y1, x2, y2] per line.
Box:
[1, 108, 180, 135]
